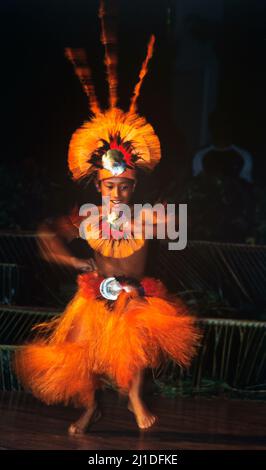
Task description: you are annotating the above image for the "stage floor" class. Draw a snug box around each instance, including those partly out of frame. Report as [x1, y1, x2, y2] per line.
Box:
[0, 391, 265, 450]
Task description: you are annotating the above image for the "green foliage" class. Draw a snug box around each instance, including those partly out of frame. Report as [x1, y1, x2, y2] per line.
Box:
[178, 289, 237, 319]
[152, 378, 266, 400]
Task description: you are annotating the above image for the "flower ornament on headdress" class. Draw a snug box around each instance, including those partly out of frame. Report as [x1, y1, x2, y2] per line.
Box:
[65, 0, 161, 182]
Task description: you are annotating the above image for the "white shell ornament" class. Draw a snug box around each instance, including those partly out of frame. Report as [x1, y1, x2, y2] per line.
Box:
[102, 149, 127, 176]
[100, 277, 123, 300]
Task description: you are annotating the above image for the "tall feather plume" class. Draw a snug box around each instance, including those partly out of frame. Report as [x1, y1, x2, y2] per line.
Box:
[129, 35, 155, 113]
[98, 0, 118, 108]
[65, 48, 101, 115]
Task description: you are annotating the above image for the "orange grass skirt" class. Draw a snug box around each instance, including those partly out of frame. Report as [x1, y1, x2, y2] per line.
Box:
[15, 273, 200, 407]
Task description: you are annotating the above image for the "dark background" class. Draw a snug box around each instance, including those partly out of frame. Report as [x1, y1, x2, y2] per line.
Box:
[1, 0, 266, 239]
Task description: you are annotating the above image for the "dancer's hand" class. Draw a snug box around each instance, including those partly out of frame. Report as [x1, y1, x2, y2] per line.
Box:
[70, 257, 97, 273]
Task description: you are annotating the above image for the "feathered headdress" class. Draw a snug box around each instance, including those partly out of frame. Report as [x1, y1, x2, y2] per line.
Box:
[66, 0, 161, 182]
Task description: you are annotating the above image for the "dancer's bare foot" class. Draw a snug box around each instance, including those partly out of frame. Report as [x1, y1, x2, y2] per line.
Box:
[68, 405, 102, 435]
[128, 399, 157, 430]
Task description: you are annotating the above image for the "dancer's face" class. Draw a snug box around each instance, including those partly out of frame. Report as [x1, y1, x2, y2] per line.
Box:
[96, 177, 136, 208]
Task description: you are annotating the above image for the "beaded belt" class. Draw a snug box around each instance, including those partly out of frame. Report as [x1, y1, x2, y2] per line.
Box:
[78, 272, 166, 301]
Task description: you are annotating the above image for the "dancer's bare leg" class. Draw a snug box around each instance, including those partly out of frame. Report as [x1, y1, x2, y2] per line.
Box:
[68, 388, 101, 435]
[128, 369, 157, 429]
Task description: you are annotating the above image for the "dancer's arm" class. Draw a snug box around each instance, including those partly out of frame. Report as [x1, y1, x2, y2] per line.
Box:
[37, 215, 97, 272]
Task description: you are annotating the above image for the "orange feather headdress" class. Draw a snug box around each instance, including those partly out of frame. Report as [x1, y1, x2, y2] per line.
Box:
[66, 0, 161, 182]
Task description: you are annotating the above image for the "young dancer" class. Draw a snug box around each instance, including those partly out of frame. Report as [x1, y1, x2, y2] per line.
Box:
[15, 2, 199, 433]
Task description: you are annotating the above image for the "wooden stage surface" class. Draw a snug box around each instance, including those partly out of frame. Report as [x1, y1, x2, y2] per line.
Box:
[0, 391, 265, 450]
